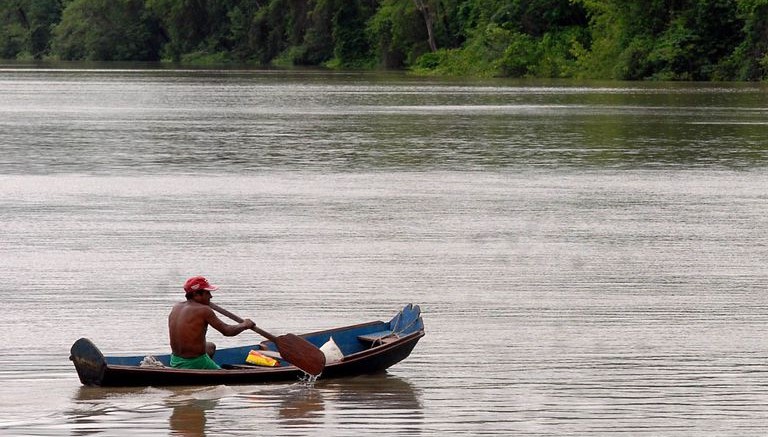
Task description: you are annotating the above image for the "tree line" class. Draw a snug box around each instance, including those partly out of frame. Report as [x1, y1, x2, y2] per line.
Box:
[1, 0, 766, 80]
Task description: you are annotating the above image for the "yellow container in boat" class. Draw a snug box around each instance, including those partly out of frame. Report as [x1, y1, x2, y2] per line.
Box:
[246, 350, 279, 367]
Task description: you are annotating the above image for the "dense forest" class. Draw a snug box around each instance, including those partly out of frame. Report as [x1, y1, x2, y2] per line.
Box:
[1, 0, 766, 80]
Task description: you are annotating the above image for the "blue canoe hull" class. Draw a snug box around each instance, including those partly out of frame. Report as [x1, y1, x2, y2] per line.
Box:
[71, 304, 424, 387]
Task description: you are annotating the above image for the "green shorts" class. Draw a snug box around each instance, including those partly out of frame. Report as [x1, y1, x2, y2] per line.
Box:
[170, 353, 221, 370]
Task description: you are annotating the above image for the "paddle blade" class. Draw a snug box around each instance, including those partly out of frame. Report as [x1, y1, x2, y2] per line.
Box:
[274, 334, 326, 376]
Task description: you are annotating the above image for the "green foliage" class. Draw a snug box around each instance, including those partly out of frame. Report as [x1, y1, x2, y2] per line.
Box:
[646, 0, 742, 80]
[0, 21, 27, 60]
[0, 0, 64, 59]
[329, 0, 376, 68]
[247, 0, 296, 65]
[574, 0, 746, 80]
[52, 0, 162, 61]
[411, 47, 491, 77]
[0, 0, 765, 80]
[727, 0, 768, 79]
[299, 0, 336, 65]
[145, 0, 211, 61]
[412, 1, 588, 77]
[367, 0, 426, 68]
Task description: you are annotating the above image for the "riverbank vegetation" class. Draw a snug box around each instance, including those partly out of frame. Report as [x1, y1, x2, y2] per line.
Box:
[1, 0, 766, 80]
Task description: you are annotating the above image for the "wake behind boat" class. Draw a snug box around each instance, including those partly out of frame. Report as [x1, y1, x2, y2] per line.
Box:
[70, 304, 424, 387]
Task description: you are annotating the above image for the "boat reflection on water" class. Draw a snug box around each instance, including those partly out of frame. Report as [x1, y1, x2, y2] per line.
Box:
[69, 374, 421, 435]
[270, 384, 326, 425]
[272, 374, 423, 430]
[70, 385, 223, 436]
[167, 399, 218, 437]
[316, 373, 422, 409]
[161, 374, 423, 435]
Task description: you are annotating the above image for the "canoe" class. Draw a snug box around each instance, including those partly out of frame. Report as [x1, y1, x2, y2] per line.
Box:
[70, 303, 424, 387]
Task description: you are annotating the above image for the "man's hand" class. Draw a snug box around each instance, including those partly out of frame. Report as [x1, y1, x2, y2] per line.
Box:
[242, 318, 256, 330]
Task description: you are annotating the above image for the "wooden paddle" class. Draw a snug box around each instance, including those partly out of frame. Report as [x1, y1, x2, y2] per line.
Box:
[209, 302, 326, 376]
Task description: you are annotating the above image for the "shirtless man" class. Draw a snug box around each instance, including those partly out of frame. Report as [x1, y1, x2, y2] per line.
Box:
[168, 276, 255, 369]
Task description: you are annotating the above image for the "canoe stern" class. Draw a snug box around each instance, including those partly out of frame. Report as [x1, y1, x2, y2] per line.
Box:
[70, 338, 107, 386]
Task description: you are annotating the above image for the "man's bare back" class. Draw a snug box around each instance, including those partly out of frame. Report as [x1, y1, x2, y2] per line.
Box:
[169, 301, 215, 358]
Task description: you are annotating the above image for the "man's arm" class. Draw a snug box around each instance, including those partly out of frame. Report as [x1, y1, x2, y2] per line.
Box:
[206, 308, 255, 337]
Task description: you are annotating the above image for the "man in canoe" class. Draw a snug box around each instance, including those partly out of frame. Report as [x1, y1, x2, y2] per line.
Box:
[168, 276, 256, 369]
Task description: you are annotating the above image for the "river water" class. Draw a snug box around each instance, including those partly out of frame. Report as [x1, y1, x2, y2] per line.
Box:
[1, 66, 767, 435]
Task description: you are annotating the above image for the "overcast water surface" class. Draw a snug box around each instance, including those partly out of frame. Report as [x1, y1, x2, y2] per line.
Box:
[1, 66, 767, 435]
